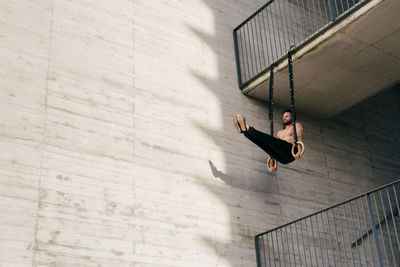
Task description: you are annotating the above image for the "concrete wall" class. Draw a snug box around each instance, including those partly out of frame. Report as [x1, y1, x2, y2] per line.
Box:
[0, 0, 399, 266]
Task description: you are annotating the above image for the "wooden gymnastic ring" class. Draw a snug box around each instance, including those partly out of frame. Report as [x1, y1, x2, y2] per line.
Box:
[291, 141, 305, 159]
[267, 157, 278, 172]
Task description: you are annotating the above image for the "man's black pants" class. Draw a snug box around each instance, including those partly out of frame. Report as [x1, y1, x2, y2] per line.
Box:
[244, 127, 295, 164]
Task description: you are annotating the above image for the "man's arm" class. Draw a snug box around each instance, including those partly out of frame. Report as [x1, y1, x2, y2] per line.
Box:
[276, 130, 282, 140]
[295, 122, 303, 141]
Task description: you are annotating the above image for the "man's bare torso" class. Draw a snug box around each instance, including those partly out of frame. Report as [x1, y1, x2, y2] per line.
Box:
[277, 122, 303, 144]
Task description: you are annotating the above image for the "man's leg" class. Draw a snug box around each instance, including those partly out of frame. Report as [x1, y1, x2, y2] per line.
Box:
[244, 127, 295, 164]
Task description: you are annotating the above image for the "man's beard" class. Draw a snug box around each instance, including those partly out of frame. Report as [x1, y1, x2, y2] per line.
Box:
[283, 120, 292, 126]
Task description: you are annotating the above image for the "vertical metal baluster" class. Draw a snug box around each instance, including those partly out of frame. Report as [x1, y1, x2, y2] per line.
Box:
[254, 13, 264, 72]
[306, 0, 315, 35]
[270, 3, 281, 61]
[286, 0, 296, 46]
[253, 18, 261, 74]
[367, 194, 384, 267]
[386, 187, 400, 252]
[275, 230, 282, 267]
[321, 0, 329, 24]
[393, 184, 400, 265]
[243, 24, 252, 80]
[265, 8, 276, 63]
[271, 231, 277, 267]
[240, 28, 248, 82]
[261, 11, 269, 69]
[240, 27, 250, 83]
[295, 222, 303, 266]
[337, 206, 350, 266]
[311, 0, 319, 33]
[310, 0, 317, 33]
[349, 200, 362, 265]
[290, 224, 297, 267]
[300, 0, 309, 40]
[304, 218, 314, 266]
[342, 204, 356, 267]
[257, 13, 267, 71]
[262, 9, 272, 63]
[361, 196, 377, 266]
[302, 0, 311, 35]
[301, 0, 309, 35]
[295, 0, 306, 42]
[276, 0, 288, 53]
[261, 235, 267, 267]
[333, 0, 340, 19]
[267, 234, 273, 267]
[355, 198, 370, 266]
[291, 0, 300, 44]
[327, 0, 336, 22]
[351, 0, 355, 8]
[282, 0, 292, 48]
[300, 220, 308, 266]
[284, 226, 292, 266]
[310, 216, 320, 266]
[249, 20, 259, 75]
[251, 20, 260, 75]
[243, 24, 251, 79]
[279, 229, 287, 266]
[257, 12, 268, 70]
[379, 190, 397, 266]
[280, 0, 288, 46]
[321, 212, 331, 267]
[239, 28, 246, 85]
[238, 27, 246, 84]
[339, 0, 345, 17]
[315, 213, 325, 266]
[345, 0, 350, 14]
[338, 0, 343, 16]
[372, 193, 389, 265]
[272, 1, 284, 58]
[393, 184, 400, 222]
[326, 208, 343, 267]
[255, 236, 262, 267]
[316, 0, 324, 29]
[233, 29, 243, 87]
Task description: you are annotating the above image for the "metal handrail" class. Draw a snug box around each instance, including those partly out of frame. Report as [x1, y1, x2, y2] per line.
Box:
[254, 179, 400, 267]
[233, 0, 371, 89]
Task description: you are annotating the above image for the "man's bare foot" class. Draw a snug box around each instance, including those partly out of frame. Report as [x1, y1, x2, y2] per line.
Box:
[233, 114, 248, 134]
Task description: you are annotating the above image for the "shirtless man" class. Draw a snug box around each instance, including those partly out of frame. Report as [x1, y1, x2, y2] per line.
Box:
[233, 110, 303, 164]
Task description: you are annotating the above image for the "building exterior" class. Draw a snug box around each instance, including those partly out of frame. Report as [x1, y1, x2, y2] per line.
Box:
[0, 0, 399, 266]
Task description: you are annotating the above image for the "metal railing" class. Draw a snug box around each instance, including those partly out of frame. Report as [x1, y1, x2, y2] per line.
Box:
[233, 0, 370, 89]
[255, 179, 400, 267]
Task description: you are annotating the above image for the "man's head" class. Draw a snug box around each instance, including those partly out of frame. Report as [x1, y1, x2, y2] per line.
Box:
[282, 109, 295, 126]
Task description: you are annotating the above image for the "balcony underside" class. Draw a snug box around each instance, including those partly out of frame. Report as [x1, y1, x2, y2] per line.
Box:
[242, 0, 400, 119]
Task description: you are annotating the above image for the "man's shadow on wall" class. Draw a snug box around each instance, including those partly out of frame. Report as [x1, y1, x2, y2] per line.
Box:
[208, 160, 275, 193]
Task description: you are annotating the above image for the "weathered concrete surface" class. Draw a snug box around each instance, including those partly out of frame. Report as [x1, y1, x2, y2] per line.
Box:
[0, 0, 399, 266]
[243, 0, 400, 119]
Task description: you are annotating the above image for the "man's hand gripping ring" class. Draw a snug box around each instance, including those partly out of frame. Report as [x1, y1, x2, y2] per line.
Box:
[267, 157, 278, 172]
[291, 141, 305, 160]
